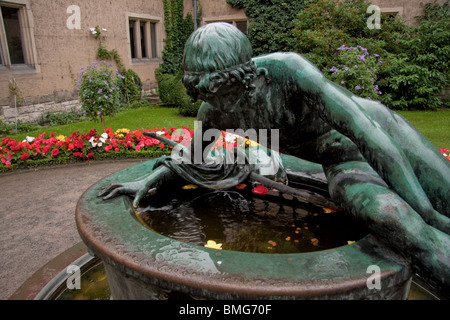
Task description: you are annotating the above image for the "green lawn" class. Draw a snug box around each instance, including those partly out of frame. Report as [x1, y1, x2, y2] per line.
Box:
[398, 109, 449, 149]
[7, 105, 449, 150]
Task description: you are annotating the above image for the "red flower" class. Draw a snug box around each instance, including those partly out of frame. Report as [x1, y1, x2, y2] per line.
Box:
[160, 143, 165, 149]
[20, 153, 30, 161]
[105, 145, 113, 152]
[86, 152, 94, 158]
[52, 148, 59, 157]
[252, 185, 269, 195]
[73, 152, 83, 158]
[42, 145, 51, 155]
[235, 184, 247, 190]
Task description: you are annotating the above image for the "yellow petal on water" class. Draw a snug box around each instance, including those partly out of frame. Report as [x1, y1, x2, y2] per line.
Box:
[205, 240, 222, 250]
[347, 240, 356, 245]
[182, 184, 198, 190]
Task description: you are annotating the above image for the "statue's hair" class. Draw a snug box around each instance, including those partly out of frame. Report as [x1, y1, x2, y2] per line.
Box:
[182, 22, 269, 102]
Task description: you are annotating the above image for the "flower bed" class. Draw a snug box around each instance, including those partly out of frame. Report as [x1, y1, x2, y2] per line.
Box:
[1, 127, 449, 172]
[0, 127, 194, 171]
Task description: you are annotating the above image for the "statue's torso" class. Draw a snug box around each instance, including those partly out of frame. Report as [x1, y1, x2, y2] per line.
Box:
[198, 53, 363, 165]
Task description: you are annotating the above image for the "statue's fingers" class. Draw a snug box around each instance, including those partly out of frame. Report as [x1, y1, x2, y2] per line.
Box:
[98, 183, 122, 197]
[101, 187, 127, 200]
[133, 187, 157, 208]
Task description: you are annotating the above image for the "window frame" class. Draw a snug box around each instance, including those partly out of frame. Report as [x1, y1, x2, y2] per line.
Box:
[203, 16, 249, 35]
[127, 13, 161, 64]
[0, 0, 39, 73]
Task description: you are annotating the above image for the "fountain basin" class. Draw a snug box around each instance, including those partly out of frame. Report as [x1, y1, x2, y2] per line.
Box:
[76, 157, 412, 300]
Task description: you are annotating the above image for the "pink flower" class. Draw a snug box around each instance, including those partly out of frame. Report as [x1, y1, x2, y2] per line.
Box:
[52, 148, 59, 157]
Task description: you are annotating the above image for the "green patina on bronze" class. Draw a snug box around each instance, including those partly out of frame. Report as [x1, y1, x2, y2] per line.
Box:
[97, 23, 450, 296]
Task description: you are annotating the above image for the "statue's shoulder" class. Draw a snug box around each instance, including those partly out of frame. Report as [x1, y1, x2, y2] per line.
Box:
[253, 52, 311, 67]
[253, 52, 321, 76]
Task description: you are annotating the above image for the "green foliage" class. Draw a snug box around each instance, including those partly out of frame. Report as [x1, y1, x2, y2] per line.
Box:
[160, 0, 194, 74]
[293, 0, 406, 72]
[293, 0, 450, 110]
[0, 120, 14, 136]
[116, 69, 143, 104]
[122, 99, 153, 110]
[156, 0, 199, 116]
[379, 1, 450, 110]
[329, 45, 383, 100]
[45, 109, 85, 126]
[155, 69, 201, 117]
[227, 0, 307, 55]
[77, 61, 122, 129]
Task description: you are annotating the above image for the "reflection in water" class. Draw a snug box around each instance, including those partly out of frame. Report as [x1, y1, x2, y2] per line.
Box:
[136, 181, 368, 254]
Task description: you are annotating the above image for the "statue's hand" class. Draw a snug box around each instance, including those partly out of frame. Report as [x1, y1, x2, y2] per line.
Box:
[98, 180, 157, 208]
[98, 165, 175, 208]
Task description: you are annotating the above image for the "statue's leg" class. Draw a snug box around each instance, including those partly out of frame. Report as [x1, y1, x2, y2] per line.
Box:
[324, 161, 450, 295]
[358, 97, 450, 215]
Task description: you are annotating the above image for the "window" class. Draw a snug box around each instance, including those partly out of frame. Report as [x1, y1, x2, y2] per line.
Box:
[0, 2, 38, 71]
[206, 19, 248, 34]
[129, 18, 158, 61]
[0, 5, 25, 65]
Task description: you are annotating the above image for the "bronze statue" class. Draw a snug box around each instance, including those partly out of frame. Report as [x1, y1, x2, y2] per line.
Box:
[99, 23, 450, 295]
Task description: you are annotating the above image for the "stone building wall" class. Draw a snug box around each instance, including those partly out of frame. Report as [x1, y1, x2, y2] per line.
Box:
[1, 0, 165, 123]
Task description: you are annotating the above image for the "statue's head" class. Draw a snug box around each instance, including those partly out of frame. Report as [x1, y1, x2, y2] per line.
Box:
[182, 23, 259, 102]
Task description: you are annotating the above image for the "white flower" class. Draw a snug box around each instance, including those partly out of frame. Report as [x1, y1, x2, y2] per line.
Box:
[89, 137, 98, 148]
[99, 133, 108, 144]
[23, 136, 35, 143]
[155, 131, 165, 136]
[102, 28, 108, 32]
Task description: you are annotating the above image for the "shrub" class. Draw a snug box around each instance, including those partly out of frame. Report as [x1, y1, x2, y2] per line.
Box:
[77, 61, 122, 130]
[155, 69, 202, 116]
[379, 1, 450, 110]
[227, 0, 308, 55]
[329, 45, 384, 100]
[0, 120, 14, 136]
[293, 0, 450, 110]
[116, 69, 143, 104]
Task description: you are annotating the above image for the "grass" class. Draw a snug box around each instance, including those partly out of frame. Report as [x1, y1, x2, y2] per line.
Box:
[397, 109, 449, 149]
[6, 105, 449, 149]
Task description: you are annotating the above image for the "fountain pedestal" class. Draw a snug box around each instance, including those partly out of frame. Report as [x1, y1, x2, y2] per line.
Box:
[76, 158, 412, 300]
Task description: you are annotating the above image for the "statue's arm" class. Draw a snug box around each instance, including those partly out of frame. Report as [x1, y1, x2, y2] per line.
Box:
[286, 54, 439, 219]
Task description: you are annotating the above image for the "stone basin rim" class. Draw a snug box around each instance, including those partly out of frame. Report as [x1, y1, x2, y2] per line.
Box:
[75, 159, 411, 299]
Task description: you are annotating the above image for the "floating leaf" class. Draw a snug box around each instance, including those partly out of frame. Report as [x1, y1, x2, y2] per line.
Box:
[323, 207, 338, 213]
[182, 184, 198, 190]
[347, 240, 356, 245]
[235, 184, 247, 190]
[205, 240, 222, 250]
[311, 238, 319, 246]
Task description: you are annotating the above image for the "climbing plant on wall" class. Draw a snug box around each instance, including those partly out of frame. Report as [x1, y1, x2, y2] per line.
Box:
[157, 0, 201, 116]
[226, 0, 307, 55]
[160, 0, 195, 74]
